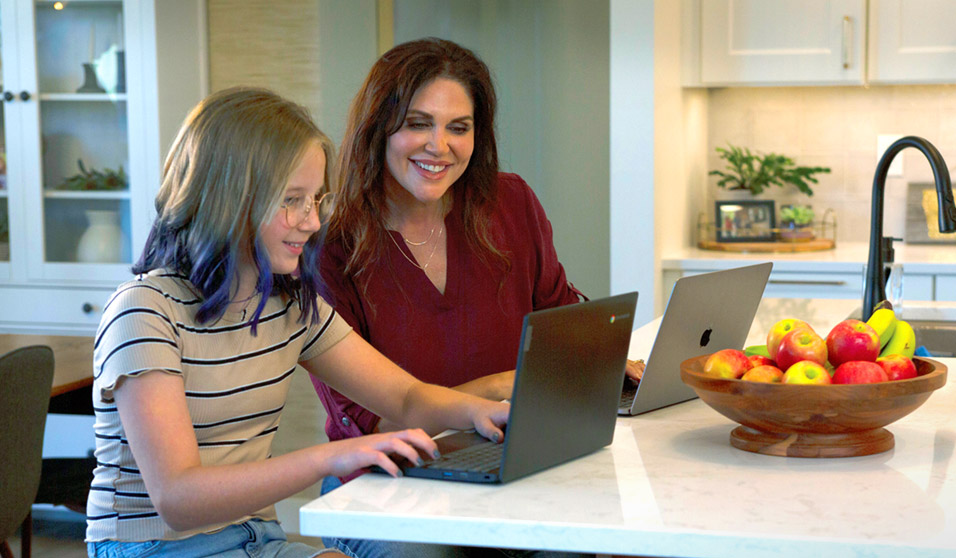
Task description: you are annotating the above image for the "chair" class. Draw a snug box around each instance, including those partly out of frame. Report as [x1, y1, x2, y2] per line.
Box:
[0, 346, 55, 558]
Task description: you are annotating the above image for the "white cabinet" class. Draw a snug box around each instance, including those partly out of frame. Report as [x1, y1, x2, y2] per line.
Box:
[868, 0, 956, 84]
[687, 0, 956, 86]
[0, 0, 205, 334]
[937, 275, 956, 302]
[691, 0, 865, 86]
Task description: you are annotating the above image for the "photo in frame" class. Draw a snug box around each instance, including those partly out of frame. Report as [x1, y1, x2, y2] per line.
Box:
[715, 200, 776, 243]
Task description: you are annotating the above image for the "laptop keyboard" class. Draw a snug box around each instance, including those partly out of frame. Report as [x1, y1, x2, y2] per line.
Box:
[425, 440, 503, 473]
[620, 382, 638, 409]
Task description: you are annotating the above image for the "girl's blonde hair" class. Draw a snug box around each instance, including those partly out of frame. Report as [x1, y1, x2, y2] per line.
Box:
[135, 86, 335, 328]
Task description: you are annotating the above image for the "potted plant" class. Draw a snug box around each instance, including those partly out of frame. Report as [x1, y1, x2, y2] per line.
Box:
[779, 204, 816, 241]
[57, 159, 128, 191]
[709, 144, 830, 197]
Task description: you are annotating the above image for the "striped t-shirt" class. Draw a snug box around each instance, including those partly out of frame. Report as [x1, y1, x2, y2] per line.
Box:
[85, 270, 351, 542]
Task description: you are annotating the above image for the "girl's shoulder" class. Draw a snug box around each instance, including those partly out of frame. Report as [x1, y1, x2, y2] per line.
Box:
[105, 270, 200, 316]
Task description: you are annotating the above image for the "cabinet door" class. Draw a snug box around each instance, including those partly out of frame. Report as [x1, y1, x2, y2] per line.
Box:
[24, 0, 133, 282]
[699, 0, 865, 85]
[937, 275, 956, 302]
[869, 0, 956, 84]
[0, 1, 16, 277]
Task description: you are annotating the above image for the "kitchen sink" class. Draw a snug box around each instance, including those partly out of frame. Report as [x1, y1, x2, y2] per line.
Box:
[908, 320, 956, 358]
[851, 302, 956, 358]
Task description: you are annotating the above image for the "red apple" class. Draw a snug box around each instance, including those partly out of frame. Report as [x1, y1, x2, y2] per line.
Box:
[783, 361, 832, 384]
[747, 354, 775, 369]
[767, 319, 813, 360]
[775, 328, 828, 371]
[703, 349, 751, 379]
[877, 354, 918, 381]
[832, 361, 889, 384]
[826, 319, 880, 367]
[741, 364, 784, 383]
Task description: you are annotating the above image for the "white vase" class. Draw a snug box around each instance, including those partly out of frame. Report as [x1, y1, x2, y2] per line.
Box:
[77, 209, 124, 263]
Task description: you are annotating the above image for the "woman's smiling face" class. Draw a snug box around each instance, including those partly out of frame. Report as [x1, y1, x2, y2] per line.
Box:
[384, 77, 475, 206]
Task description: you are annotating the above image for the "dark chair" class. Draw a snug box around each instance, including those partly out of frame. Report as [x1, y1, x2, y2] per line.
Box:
[0, 346, 55, 558]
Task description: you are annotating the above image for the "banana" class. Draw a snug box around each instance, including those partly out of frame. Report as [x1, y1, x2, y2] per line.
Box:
[866, 307, 898, 350]
[880, 319, 916, 359]
[744, 344, 770, 357]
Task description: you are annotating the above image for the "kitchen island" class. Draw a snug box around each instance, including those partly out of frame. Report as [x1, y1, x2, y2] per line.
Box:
[300, 298, 956, 557]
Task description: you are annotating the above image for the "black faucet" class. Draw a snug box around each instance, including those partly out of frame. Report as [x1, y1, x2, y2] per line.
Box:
[863, 136, 956, 320]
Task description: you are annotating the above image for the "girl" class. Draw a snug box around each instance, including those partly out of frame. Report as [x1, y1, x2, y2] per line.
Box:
[85, 87, 508, 558]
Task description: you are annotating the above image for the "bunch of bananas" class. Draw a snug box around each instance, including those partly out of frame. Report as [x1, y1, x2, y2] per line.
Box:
[866, 303, 917, 359]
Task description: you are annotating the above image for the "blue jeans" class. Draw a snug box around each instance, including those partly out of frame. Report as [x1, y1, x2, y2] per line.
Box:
[87, 519, 340, 558]
[319, 477, 591, 558]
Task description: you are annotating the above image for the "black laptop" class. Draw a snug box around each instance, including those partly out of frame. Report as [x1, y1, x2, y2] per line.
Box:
[386, 292, 638, 484]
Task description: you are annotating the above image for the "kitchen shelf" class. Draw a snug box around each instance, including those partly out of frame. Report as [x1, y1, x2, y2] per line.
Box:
[697, 209, 837, 253]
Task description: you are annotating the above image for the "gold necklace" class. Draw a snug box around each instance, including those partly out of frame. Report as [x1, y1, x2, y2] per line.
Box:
[387, 224, 444, 270]
[403, 225, 436, 246]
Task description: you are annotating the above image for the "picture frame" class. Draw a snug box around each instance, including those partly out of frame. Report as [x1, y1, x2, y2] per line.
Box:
[715, 200, 776, 243]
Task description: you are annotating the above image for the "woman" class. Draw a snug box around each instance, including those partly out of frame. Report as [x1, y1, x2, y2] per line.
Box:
[313, 38, 637, 558]
[85, 86, 508, 558]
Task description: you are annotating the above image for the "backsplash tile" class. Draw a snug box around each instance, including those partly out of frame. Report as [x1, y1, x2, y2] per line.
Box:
[707, 85, 956, 244]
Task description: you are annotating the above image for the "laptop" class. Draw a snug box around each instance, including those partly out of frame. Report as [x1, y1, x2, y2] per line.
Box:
[619, 262, 772, 416]
[386, 291, 638, 484]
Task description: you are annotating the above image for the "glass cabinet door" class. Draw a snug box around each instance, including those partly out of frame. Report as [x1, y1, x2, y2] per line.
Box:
[33, 0, 130, 266]
[0, 4, 12, 267]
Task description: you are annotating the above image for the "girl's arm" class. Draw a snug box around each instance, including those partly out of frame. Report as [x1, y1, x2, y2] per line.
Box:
[302, 331, 510, 440]
[114, 369, 438, 532]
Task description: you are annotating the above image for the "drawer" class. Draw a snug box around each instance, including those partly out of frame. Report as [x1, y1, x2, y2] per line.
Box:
[0, 285, 114, 334]
[937, 275, 956, 302]
[764, 272, 862, 299]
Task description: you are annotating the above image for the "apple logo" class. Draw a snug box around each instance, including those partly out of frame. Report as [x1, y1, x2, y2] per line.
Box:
[699, 328, 712, 348]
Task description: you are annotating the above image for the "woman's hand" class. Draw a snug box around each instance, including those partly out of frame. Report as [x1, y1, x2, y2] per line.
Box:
[625, 359, 645, 382]
[321, 428, 438, 478]
[467, 399, 510, 443]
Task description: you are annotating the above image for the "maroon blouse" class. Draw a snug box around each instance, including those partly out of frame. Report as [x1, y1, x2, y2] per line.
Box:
[311, 173, 583, 442]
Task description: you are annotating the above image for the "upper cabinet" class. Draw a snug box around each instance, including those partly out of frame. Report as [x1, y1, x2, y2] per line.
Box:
[868, 0, 956, 84]
[0, 0, 206, 334]
[685, 0, 956, 86]
[694, 0, 865, 86]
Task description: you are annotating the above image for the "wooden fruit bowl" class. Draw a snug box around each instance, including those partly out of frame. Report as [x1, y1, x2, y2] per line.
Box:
[680, 355, 947, 458]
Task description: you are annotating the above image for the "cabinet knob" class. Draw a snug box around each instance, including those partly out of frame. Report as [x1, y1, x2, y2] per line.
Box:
[2, 91, 13, 102]
[82, 302, 98, 314]
[19, 90, 30, 101]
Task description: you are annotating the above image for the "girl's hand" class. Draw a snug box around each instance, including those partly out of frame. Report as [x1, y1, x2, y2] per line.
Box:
[469, 399, 510, 444]
[625, 359, 645, 382]
[323, 428, 438, 478]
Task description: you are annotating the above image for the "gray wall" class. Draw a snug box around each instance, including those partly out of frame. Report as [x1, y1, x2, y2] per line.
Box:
[393, 0, 612, 298]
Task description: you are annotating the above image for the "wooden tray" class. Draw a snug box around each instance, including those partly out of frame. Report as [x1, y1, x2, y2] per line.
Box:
[698, 238, 835, 253]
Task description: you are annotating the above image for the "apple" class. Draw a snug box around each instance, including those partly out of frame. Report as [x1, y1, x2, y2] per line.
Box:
[832, 361, 889, 384]
[775, 328, 828, 371]
[703, 349, 751, 379]
[766, 319, 813, 360]
[783, 361, 832, 385]
[826, 319, 880, 366]
[747, 354, 775, 369]
[741, 364, 784, 383]
[877, 354, 918, 381]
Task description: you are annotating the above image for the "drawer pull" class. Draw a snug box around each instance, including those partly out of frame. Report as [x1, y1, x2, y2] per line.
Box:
[82, 303, 99, 314]
[769, 279, 848, 286]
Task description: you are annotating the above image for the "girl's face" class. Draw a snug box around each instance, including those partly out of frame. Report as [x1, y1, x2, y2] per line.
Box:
[258, 141, 326, 276]
[384, 77, 475, 207]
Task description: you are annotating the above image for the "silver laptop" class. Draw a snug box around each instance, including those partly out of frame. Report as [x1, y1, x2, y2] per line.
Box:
[385, 292, 638, 484]
[619, 263, 772, 416]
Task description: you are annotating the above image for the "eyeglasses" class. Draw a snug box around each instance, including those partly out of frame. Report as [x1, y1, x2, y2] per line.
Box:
[279, 192, 334, 227]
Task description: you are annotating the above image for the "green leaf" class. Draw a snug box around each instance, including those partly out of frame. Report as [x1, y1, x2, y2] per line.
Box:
[711, 144, 829, 197]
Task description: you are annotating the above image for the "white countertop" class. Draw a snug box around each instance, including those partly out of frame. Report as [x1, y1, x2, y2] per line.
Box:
[300, 298, 956, 557]
[663, 242, 956, 274]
